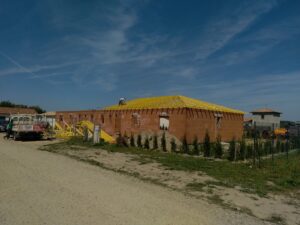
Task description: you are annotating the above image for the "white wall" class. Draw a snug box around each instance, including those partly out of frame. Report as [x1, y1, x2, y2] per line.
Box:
[252, 114, 280, 129]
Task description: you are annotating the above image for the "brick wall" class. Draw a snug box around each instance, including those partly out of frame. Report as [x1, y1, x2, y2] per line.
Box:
[56, 108, 243, 143]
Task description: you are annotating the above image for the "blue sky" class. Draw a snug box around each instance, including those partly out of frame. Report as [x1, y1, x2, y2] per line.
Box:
[0, 0, 299, 120]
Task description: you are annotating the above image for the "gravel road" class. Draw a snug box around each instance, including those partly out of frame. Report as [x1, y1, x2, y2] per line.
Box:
[0, 135, 271, 225]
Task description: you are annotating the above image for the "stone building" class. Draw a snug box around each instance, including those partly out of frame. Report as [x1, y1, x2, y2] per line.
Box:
[56, 95, 245, 143]
[250, 108, 281, 130]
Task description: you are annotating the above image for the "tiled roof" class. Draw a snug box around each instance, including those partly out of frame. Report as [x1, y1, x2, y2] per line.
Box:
[0, 107, 37, 115]
[104, 95, 245, 114]
[251, 108, 281, 114]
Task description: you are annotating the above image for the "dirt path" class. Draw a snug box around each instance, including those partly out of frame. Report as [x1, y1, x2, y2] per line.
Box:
[0, 136, 271, 225]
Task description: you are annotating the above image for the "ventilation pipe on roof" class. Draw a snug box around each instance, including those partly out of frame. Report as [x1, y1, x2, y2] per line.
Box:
[119, 98, 126, 105]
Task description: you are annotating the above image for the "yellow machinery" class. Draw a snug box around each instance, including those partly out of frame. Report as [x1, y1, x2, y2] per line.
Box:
[54, 120, 115, 143]
[274, 128, 287, 136]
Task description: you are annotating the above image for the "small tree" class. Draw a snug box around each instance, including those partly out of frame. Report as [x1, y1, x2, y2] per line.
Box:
[144, 136, 150, 149]
[239, 137, 246, 160]
[153, 134, 158, 150]
[170, 138, 177, 152]
[130, 133, 135, 147]
[181, 135, 189, 154]
[214, 135, 223, 158]
[161, 132, 167, 152]
[228, 137, 236, 161]
[137, 134, 142, 148]
[203, 131, 211, 157]
[193, 136, 199, 155]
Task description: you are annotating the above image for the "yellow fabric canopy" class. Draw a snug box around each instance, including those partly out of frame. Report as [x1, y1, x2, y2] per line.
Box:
[104, 95, 244, 114]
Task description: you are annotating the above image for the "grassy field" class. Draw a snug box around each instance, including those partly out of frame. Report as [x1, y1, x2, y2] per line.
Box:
[42, 137, 300, 196]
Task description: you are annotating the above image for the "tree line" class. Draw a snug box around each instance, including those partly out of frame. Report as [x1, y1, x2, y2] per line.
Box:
[0, 100, 46, 114]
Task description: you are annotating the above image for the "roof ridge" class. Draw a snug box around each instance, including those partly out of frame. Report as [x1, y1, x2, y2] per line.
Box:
[176, 95, 189, 108]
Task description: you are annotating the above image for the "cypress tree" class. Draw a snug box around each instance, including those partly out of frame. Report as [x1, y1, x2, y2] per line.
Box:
[214, 135, 223, 158]
[170, 138, 177, 152]
[161, 132, 167, 152]
[181, 135, 189, 154]
[281, 142, 285, 153]
[116, 133, 123, 147]
[239, 137, 246, 160]
[228, 137, 236, 161]
[193, 136, 199, 155]
[130, 133, 135, 147]
[276, 139, 281, 153]
[144, 136, 150, 149]
[153, 134, 158, 150]
[137, 134, 142, 148]
[285, 141, 290, 160]
[257, 140, 262, 168]
[246, 144, 253, 159]
[203, 131, 211, 157]
[116, 133, 128, 147]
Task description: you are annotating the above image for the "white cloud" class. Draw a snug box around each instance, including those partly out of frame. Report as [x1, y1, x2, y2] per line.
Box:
[195, 0, 278, 60]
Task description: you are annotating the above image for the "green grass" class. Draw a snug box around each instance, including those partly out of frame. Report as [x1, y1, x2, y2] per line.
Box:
[41, 137, 300, 196]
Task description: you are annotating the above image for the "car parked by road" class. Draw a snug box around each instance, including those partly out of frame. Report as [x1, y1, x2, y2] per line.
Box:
[0, 120, 8, 132]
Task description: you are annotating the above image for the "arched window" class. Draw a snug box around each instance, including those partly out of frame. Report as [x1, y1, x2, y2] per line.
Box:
[101, 114, 104, 124]
[159, 112, 169, 130]
[214, 113, 223, 129]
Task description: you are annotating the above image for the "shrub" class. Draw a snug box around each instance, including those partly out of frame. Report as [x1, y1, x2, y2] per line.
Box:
[144, 136, 150, 149]
[170, 138, 177, 152]
[153, 134, 158, 150]
[130, 133, 135, 147]
[193, 136, 199, 155]
[214, 135, 223, 158]
[203, 131, 211, 157]
[161, 132, 167, 152]
[181, 135, 189, 154]
[137, 134, 142, 148]
[228, 137, 236, 161]
[116, 134, 128, 147]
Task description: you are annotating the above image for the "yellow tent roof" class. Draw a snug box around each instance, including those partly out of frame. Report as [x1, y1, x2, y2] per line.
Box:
[104, 95, 245, 114]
